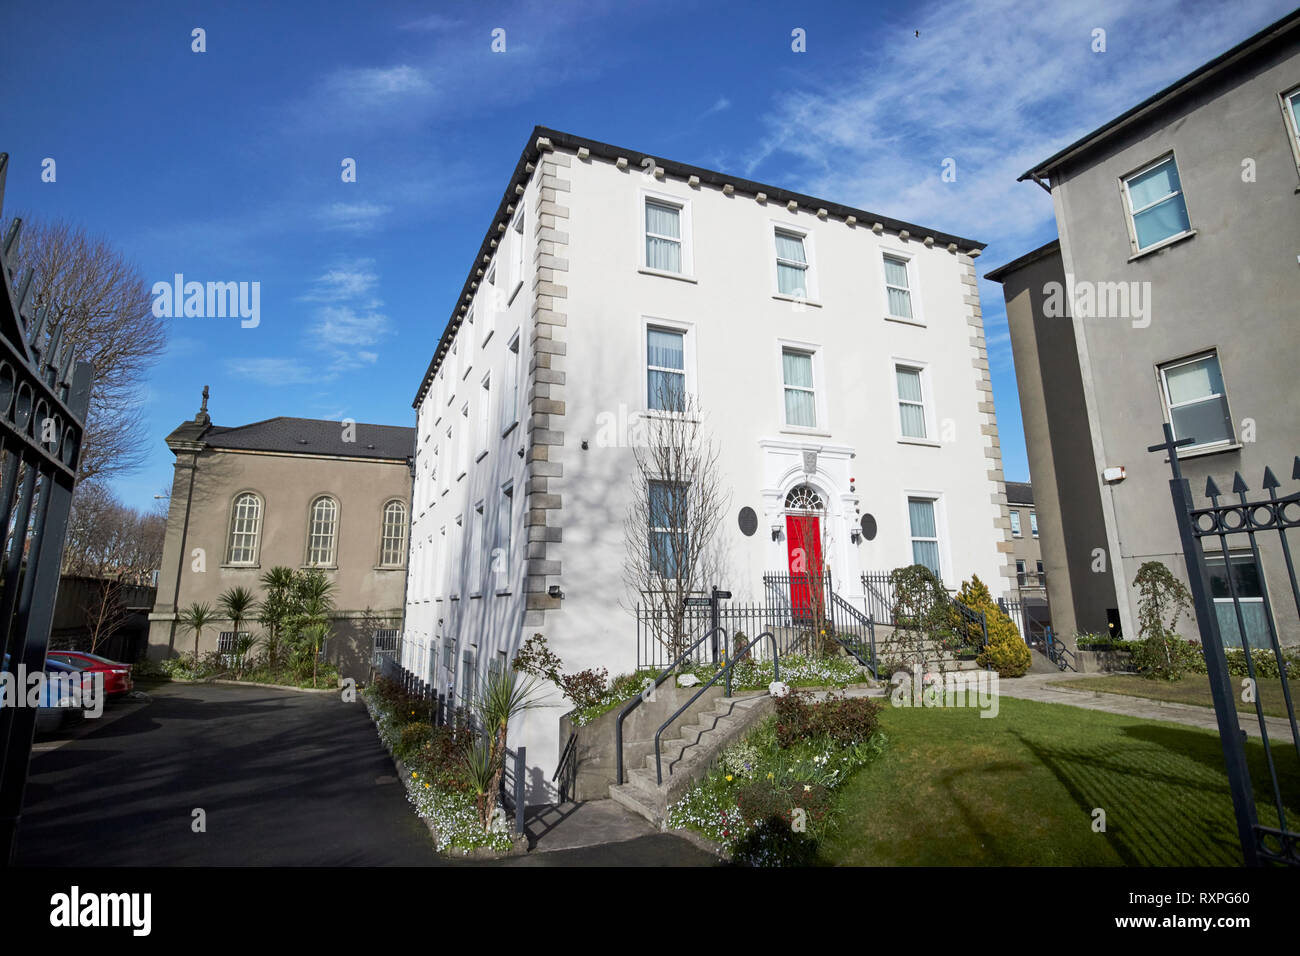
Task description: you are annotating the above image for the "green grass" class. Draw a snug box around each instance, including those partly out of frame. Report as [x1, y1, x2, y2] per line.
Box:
[818, 696, 1299, 866]
[1052, 674, 1296, 720]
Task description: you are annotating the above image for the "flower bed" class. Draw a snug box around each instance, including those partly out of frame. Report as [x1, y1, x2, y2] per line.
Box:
[667, 689, 886, 866]
[363, 678, 516, 856]
[569, 654, 870, 729]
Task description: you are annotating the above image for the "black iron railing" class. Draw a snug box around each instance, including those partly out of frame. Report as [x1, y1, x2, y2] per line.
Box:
[616, 626, 725, 786]
[654, 630, 779, 785]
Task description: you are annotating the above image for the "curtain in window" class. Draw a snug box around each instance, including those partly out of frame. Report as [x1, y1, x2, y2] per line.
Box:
[909, 499, 940, 575]
[645, 202, 682, 272]
[649, 481, 686, 578]
[647, 329, 685, 410]
[896, 367, 926, 437]
[1166, 357, 1232, 445]
[1128, 160, 1189, 247]
[782, 351, 815, 427]
[883, 256, 913, 318]
[775, 233, 807, 296]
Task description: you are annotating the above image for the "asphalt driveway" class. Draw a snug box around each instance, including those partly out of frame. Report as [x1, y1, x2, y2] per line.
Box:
[14, 682, 442, 866]
[12, 681, 718, 867]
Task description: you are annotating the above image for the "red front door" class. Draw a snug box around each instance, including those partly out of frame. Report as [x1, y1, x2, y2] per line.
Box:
[786, 513, 822, 619]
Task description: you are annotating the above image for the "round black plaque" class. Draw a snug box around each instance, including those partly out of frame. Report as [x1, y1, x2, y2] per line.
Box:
[738, 507, 758, 537]
[860, 514, 877, 541]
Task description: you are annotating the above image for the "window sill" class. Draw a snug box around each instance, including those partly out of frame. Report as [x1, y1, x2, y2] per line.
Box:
[884, 314, 925, 328]
[220, 563, 261, 570]
[300, 565, 338, 572]
[508, 280, 524, 307]
[476, 450, 489, 462]
[897, 437, 941, 448]
[495, 589, 512, 597]
[637, 267, 697, 284]
[1164, 441, 1243, 463]
[470, 593, 483, 600]
[456, 471, 467, 481]
[772, 294, 822, 308]
[501, 420, 519, 439]
[373, 565, 405, 571]
[1128, 229, 1196, 262]
[779, 425, 831, 438]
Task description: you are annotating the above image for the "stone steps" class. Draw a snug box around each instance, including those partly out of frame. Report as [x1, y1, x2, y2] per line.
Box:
[609, 693, 774, 827]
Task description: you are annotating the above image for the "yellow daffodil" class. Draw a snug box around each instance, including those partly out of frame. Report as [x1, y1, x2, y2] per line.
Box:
[725, 774, 734, 782]
[411, 771, 418, 778]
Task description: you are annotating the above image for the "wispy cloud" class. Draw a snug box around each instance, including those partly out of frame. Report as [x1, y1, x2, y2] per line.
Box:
[317, 201, 392, 233]
[701, 96, 731, 118]
[300, 260, 380, 302]
[743, 0, 1296, 375]
[225, 357, 318, 386]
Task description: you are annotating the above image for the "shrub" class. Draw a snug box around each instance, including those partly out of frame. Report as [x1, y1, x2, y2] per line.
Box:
[773, 689, 880, 749]
[731, 778, 832, 867]
[1132, 561, 1194, 681]
[1132, 635, 1203, 681]
[956, 575, 1031, 677]
[978, 628, 1033, 677]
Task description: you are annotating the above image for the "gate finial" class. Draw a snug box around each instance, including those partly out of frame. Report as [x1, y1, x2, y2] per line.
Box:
[1292, 456, 1300, 481]
[1205, 475, 1221, 499]
[1231, 472, 1249, 495]
[1262, 466, 1280, 491]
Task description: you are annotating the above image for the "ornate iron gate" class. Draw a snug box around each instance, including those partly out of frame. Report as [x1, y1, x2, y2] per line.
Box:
[1152, 424, 1299, 866]
[0, 153, 94, 863]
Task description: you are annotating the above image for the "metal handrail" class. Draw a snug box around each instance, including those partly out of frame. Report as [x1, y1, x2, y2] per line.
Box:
[615, 626, 726, 786]
[654, 630, 779, 785]
[950, 596, 989, 649]
[829, 589, 878, 677]
[1043, 627, 1077, 672]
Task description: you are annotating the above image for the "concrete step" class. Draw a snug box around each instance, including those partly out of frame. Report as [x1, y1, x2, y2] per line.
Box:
[609, 783, 663, 826]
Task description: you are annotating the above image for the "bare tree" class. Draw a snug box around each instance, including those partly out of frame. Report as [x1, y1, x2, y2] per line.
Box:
[11, 217, 166, 484]
[63, 482, 165, 584]
[623, 386, 729, 662]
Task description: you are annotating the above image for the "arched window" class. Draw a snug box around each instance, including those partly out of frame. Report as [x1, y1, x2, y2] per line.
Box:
[380, 500, 408, 567]
[226, 493, 263, 565]
[784, 485, 824, 513]
[306, 496, 339, 567]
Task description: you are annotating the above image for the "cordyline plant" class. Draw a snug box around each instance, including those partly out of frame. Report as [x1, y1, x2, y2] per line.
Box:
[468, 668, 548, 832]
[176, 602, 213, 661]
[257, 566, 296, 666]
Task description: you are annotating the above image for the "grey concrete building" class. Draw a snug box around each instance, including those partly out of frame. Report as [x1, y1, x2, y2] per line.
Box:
[987, 10, 1300, 649]
[147, 390, 415, 678]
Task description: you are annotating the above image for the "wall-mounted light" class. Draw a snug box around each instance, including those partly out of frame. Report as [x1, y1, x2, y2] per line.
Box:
[581, 439, 589, 450]
[771, 524, 783, 541]
[850, 528, 862, 544]
[547, 585, 564, 599]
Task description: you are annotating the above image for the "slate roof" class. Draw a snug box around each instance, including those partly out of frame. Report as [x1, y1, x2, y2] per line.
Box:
[169, 416, 415, 461]
[1005, 481, 1033, 505]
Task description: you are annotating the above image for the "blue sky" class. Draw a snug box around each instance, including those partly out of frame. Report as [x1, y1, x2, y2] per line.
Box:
[1, 0, 1293, 511]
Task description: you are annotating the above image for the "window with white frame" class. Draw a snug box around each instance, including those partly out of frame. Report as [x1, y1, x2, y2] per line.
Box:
[774, 229, 810, 297]
[1158, 351, 1234, 449]
[1282, 86, 1300, 173]
[447, 340, 459, 390]
[648, 480, 686, 578]
[908, 497, 941, 578]
[1010, 509, 1022, 538]
[470, 502, 485, 594]
[501, 331, 520, 432]
[226, 492, 262, 565]
[1206, 552, 1271, 649]
[895, 365, 928, 439]
[493, 484, 513, 590]
[442, 427, 452, 492]
[1122, 155, 1191, 251]
[644, 198, 684, 274]
[782, 348, 817, 428]
[477, 374, 491, 456]
[306, 496, 339, 567]
[458, 402, 469, 477]
[380, 500, 408, 567]
[485, 261, 496, 288]
[1030, 511, 1038, 537]
[513, 209, 526, 289]
[882, 254, 914, 320]
[646, 327, 686, 412]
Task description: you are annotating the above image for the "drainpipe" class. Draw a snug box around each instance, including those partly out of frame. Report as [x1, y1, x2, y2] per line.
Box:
[166, 449, 199, 655]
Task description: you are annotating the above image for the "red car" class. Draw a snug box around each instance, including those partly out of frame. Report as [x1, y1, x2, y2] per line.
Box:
[45, 650, 134, 697]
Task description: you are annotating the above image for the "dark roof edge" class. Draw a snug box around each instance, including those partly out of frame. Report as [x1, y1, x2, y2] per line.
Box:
[412, 125, 989, 408]
[984, 238, 1062, 282]
[1018, 9, 1300, 184]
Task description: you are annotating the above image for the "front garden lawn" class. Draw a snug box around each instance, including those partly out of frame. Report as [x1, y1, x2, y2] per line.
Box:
[818, 696, 1299, 866]
[1049, 674, 1294, 720]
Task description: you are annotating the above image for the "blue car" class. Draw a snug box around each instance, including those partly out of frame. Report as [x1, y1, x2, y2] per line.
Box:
[2, 653, 87, 734]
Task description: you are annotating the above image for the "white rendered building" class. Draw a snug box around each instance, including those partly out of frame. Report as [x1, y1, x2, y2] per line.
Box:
[402, 127, 1012, 801]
